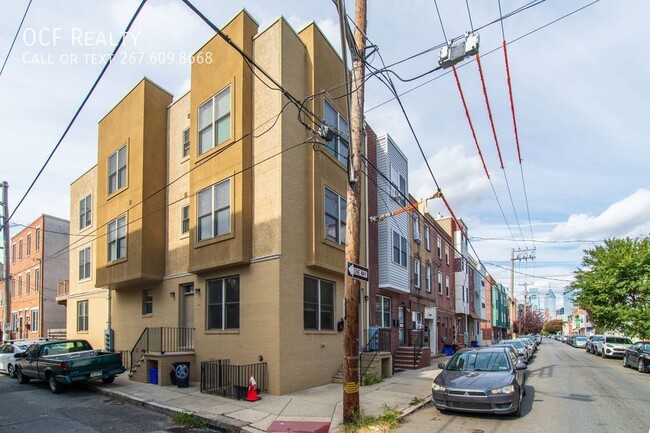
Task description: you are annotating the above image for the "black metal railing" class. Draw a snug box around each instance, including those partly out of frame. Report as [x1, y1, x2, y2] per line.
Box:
[129, 327, 194, 371]
[411, 329, 427, 369]
[200, 359, 268, 399]
[360, 327, 392, 380]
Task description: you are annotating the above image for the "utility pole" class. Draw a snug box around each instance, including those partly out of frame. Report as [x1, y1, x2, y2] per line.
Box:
[509, 247, 535, 337]
[339, 0, 366, 424]
[1, 182, 11, 343]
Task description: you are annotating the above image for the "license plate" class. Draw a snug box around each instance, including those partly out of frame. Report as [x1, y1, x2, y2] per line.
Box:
[90, 371, 102, 378]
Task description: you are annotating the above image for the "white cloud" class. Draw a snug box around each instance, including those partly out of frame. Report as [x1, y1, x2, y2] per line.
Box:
[549, 189, 650, 240]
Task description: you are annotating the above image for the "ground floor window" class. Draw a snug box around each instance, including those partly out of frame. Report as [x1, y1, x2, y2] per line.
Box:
[376, 295, 391, 328]
[77, 300, 88, 332]
[142, 290, 153, 315]
[304, 276, 335, 330]
[207, 276, 240, 330]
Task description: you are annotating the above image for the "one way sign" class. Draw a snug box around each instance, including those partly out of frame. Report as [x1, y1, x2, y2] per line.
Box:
[347, 262, 369, 282]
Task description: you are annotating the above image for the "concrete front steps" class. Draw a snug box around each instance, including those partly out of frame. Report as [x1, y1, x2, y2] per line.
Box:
[394, 346, 431, 371]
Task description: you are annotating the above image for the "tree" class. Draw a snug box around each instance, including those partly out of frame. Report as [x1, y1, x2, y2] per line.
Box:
[514, 310, 545, 335]
[569, 237, 650, 339]
[543, 319, 563, 335]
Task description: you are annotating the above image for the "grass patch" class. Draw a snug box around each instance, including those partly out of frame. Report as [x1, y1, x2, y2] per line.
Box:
[409, 396, 423, 406]
[344, 405, 401, 433]
[172, 411, 209, 429]
[362, 373, 382, 386]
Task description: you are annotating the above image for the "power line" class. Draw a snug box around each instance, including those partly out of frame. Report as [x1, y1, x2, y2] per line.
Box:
[0, 0, 33, 77]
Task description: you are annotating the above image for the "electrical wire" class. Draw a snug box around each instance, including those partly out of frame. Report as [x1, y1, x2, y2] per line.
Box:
[0, 0, 33, 77]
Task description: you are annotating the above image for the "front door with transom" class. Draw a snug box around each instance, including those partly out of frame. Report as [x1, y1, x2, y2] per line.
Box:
[180, 284, 194, 330]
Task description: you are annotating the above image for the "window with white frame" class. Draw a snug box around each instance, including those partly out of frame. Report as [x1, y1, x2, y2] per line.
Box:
[198, 179, 231, 241]
[207, 276, 240, 330]
[376, 295, 391, 328]
[392, 231, 408, 266]
[79, 247, 91, 280]
[142, 289, 153, 315]
[35, 268, 40, 293]
[446, 275, 450, 296]
[77, 300, 88, 332]
[18, 275, 22, 296]
[107, 215, 127, 261]
[198, 86, 231, 155]
[325, 187, 346, 245]
[35, 228, 40, 250]
[445, 244, 450, 265]
[323, 100, 349, 165]
[79, 194, 92, 229]
[390, 165, 406, 205]
[12, 244, 15, 263]
[181, 205, 190, 235]
[19, 240, 23, 260]
[438, 271, 443, 294]
[304, 276, 334, 331]
[31, 309, 39, 332]
[424, 226, 430, 250]
[182, 128, 190, 158]
[25, 272, 30, 295]
[413, 214, 420, 241]
[27, 234, 31, 256]
[108, 145, 127, 194]
[437, 235, 442, 258]
[414, 258, 421, 288]
[426, 264, 432, 292]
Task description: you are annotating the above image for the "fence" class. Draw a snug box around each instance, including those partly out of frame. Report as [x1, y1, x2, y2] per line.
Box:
[201, 359, 268, 399]
[129, 327, 194, 370]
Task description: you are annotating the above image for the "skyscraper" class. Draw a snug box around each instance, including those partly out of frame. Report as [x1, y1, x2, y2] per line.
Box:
[544, 289, 557, 320]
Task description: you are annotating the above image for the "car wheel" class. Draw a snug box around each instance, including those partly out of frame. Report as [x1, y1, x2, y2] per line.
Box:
[16, 368, 30, 384]
[512, 395, 522, 417]
[7, 364, 15, 378]
[522, 384, 527, 397]
[102, 376, 115, 384]
[601, 350, 607, 359]
[639, 360, 647, 373]
[48, 374, 63, 394]
[623, 356, 628, 368]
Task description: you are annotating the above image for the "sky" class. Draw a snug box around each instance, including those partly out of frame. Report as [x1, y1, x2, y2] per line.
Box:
[1, 0, 648, 307]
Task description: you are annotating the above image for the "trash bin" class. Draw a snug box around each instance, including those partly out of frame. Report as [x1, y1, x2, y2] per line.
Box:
[234, 385, 247, 400]
[149, 368, 158, 385]
[172, 362, 190, 388]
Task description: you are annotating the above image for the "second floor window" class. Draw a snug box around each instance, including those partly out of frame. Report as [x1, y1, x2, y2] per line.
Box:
[19, 240, 23, 260]
[424, 227, 430, 250]
[426, 265, 432, 292]
[108, 145, 127, 194]
[413, 214, 420, 241]
[414, 258, 421, 288]
[182, 128, 190, 158]
[79, 247, 91, 280]
[446, 276, 450, 297]
[35, 228, 40, 250]
[199, 86, 231, 155]
[107, 216, 126, 261]
[26, 234, 31, 256]
[325, 187, 346, 245]
[26, 272, 30, 295]
[323, 100, 349, 165]
[12, 244, 15, 263]
[438, 271, 443, 294]
[35, 269, 40, 293]
[181, 205, 190, 235]
[197, 179, 231, 241]
[437, 235, 442, 259]
[18, 276, 22, 296]
[142, 290, 153, 315]
[392, 231, 407, 267]
[79, 195, 92, 229]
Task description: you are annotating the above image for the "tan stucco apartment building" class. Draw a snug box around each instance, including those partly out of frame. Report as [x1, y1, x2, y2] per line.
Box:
[72, 10, 364, 395]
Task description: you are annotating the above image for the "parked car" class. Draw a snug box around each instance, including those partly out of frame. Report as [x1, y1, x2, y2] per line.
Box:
[572, 335, 588, 348]
[492, 343, 528, 365]
[622, 341, 650, 373]
[595, 336, 633, 358]
[498, 339, 529, 363]
[432, 347, 527, 417]
[566, 335, 576, 346]
[586, 335, 604, 354]
[520, 337, 537, 352]
[14, 339, 126, 393]
[0, 341, 33, 378]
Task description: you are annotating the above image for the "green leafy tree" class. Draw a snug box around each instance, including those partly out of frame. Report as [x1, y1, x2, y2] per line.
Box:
[569, 237, 650, 339]
[543, 319, 563, 335]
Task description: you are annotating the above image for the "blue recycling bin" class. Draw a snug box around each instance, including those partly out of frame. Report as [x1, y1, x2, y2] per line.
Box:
[149, 368, 158, 384]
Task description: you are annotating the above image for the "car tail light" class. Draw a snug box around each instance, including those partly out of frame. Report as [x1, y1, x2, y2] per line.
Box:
[60, 362, 69, 374]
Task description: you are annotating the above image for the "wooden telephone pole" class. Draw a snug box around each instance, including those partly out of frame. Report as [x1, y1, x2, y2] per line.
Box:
[340, 0, 367, 424]
[1, 182, 11, 343]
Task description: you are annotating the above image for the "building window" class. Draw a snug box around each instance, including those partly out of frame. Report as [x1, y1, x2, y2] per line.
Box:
[446, 276, 450, 297]
[31, 309, 39, 332]
[26, 234, 31, 256]
[182, 128, 190, 158]
[198, 86, 231, 155]
[35, 268, 40, 293]
[438, 271, 443, 294]
[181, 205, 190, 235]
[437, 235, 442, 259]
[325, 187, 346, 245]
[18, 275, 22, 296]
[142, 290, 153, 315]
[19, 240, 23, 260]
[35, 228, 40, 250]
[108, 145, 127, 194]
[79, 194, 92, 229]
[426, 265, 432, 292]
[376, 295, 391, 328]
[79, 247, 91, 280]
[11, 280, 15, 298]
[414, 258, 421, 288]
[392, 231, 408, 266]
[77, 300, 88, 332]
[445, 245, 450, 265]
[12, 244, 15, 262]
[390, 165, 406, 205]
[197, 179, 231, 241]
[323, 100, 349, 165]
[304, 276, 334, 331]
[207, 276, 240, 330]
[25, 272, 30, 295]
[424, 227, 430, 251]
[413, 214, 420, 241]
[107, 215, 127, 261]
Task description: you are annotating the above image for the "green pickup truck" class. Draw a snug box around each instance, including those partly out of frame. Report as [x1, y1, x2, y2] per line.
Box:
[14, 339, 126, 393]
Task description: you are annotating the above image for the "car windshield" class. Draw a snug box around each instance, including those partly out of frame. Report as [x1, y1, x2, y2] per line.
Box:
[500, 340, 524, 349]
[575, 336, 587, 341]
[446, 351, 511, 372]
[642, 343, 650, 352]
[607, 337, 632, 344]
[15, 344, 29, 351]
[592, 336, 603, 341]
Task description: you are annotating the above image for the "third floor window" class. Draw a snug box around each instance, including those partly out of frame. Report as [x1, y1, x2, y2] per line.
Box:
[197, 179, 231, 241]
[325, 187, 346, 245]
[198, 86, 231, 155]
[323, 100, 349, 166]
[79, 194, 92, 230]
[108, 145, 127, 194]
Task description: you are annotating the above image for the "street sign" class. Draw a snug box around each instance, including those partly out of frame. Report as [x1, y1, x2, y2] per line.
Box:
[347, 262, 369, 282]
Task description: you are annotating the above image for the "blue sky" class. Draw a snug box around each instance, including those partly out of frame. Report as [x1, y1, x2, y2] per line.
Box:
[1, 0, 648, 306]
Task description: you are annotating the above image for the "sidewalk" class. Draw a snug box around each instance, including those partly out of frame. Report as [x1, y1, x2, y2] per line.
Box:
[94, 358, 447, 433]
